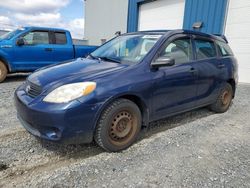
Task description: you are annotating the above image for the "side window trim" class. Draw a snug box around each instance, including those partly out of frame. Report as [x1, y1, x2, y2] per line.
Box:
[215, 42, 224, 58]
[49, 31, 54, 44]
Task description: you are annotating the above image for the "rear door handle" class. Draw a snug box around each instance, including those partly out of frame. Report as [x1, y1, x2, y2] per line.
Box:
[45, 48, 53, 52]
[218, 63, 225, 68]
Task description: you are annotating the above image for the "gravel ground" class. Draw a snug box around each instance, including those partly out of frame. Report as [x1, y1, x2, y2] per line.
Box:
[0, 75, 250, 188]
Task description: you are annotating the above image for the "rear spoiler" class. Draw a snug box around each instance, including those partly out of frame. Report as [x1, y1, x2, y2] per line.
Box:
[214, 34, 228, 43]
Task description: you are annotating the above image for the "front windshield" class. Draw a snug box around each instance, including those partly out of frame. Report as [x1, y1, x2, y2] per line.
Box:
[90, 34, 162, 64]
[0, 29, 23, 40]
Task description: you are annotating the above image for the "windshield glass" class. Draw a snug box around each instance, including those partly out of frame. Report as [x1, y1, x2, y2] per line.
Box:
[91, 34, 162, 64]
[0, 29, 23, 40]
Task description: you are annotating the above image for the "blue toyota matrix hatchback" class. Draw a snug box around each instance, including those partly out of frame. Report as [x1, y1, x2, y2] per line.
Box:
[15, 30, 238, 152]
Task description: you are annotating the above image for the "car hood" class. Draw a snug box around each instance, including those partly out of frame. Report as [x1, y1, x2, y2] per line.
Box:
[28, 58, 128, 88]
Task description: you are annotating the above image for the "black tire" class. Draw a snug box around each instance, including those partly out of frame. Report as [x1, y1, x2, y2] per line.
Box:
[0, 61, 7, 83]
[94, 98, 142, 152]
[209, 83, 233, 113]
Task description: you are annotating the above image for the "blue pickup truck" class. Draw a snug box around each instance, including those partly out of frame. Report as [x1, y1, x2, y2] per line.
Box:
[0, 27, 98, 82]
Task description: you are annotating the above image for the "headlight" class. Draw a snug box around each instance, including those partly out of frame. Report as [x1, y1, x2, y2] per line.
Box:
[43, 82, 96, 103]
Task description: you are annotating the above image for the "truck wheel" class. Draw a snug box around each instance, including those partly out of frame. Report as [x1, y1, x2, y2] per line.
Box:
[0, 61, 7, 83]
[209, 83, 233, 113]
[94, 98, 142, 152]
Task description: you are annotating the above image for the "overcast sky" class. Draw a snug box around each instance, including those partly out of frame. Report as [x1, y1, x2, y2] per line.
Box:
[0, 0, 85, 39]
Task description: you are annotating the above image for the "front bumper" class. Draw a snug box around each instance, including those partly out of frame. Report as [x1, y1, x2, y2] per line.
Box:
[14, 87, 103, 144]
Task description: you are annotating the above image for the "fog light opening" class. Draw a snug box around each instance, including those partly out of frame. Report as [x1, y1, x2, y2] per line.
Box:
[45, 128, 62, 140]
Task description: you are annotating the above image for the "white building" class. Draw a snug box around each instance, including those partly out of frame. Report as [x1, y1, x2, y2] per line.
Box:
[84, 0, 128, 46]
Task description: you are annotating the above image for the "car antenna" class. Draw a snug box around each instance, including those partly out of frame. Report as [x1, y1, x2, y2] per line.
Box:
[115, 31, 121, 36]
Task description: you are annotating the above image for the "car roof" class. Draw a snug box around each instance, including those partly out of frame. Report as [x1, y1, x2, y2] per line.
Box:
[125, 29, 227, 43]
[24, 26, 68, 32]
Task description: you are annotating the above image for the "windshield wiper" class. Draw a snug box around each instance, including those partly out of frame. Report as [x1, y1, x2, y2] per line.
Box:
[98, 56, 121, 64]
[88, 54, 99, 60]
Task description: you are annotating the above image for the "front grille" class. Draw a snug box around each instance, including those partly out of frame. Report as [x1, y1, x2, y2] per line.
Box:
[26, 81, 42, 98]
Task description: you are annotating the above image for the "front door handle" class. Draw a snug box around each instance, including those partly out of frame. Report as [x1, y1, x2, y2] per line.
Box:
[189, 67, 197, 74]
[45, 48, 53, 52]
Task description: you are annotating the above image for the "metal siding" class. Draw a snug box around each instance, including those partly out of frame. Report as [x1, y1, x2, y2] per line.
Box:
[183, 0, 228, 34]
[127, 0, 151, 32]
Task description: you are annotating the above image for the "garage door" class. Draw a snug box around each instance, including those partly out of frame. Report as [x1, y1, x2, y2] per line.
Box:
[138, 0, 185, 31]
[225, 0, 250, 83]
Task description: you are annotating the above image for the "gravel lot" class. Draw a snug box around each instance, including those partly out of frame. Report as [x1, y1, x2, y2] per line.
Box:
[0, 75, 250, 188]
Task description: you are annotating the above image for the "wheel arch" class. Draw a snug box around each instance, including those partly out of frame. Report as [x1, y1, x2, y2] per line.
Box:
[227, 79, 236, 98]
[94, 93, 150, 130]
[0, 56, 11, 72]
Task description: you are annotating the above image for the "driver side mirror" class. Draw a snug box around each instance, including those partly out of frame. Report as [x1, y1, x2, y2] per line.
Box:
[151, 57, 175, 69]
[16, 38, 25, 46]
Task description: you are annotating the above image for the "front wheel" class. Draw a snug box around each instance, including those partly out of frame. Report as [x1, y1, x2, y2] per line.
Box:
[94, 98, 142, 152]
[209, 83, 233, 113]
[0, 61, 7, 83]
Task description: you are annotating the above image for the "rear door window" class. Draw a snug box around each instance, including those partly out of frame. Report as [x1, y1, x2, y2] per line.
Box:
[54, 32, 67, 44]
[194, 39, 216, 60]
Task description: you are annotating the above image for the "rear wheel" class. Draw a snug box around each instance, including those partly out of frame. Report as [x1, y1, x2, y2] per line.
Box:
[209, 83, 233, 113]
[0, 61, 7, 83]
[94, 98, 142, 152]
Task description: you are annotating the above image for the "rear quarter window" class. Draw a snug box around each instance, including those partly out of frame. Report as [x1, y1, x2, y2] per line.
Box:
[55, 32, 67, 44]
[194, 39, 217, 60]
[217, 41, 234, 57]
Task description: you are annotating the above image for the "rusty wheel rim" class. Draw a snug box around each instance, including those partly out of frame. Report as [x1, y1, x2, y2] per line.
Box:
[109, 110, 137, 146]
[222, 90, 231, 106]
